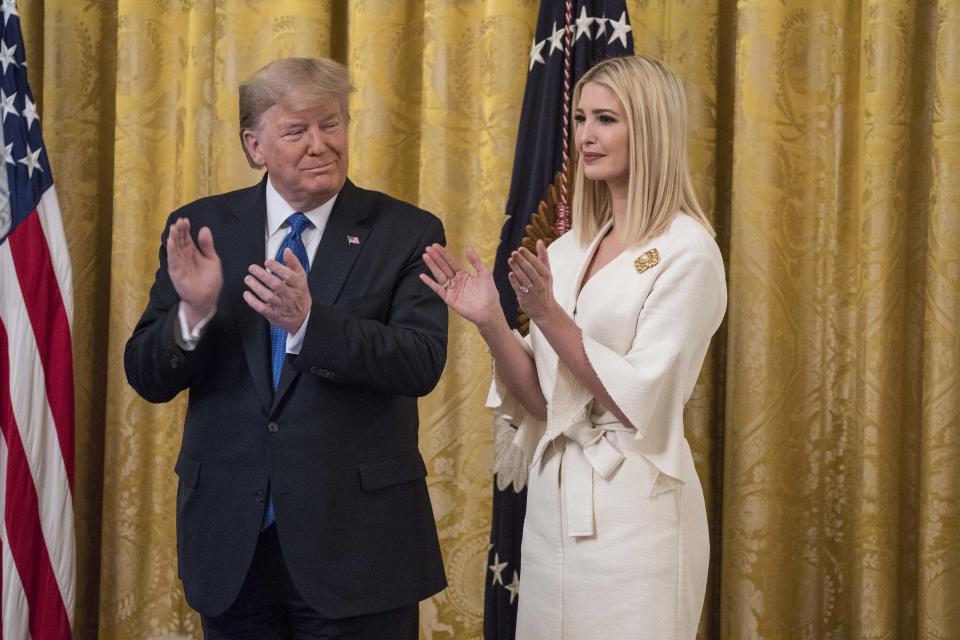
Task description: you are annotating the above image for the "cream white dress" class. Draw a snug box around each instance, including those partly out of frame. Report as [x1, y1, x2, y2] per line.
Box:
[487, 213, 727, 640]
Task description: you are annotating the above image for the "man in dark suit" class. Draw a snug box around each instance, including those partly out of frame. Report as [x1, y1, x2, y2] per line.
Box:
[124, 57, 447, 639]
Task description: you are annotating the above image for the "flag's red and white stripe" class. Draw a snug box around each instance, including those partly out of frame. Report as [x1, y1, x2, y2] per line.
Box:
[1, 188, 75, 639]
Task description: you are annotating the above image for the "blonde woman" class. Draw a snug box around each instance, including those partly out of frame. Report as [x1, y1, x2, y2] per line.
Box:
[422, 56, 726, 639]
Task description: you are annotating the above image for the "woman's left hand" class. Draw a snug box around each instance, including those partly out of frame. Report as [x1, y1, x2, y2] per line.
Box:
[508, 239, 561, 323]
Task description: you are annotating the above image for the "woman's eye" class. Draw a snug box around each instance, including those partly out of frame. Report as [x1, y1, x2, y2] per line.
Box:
[599, 115, 616, 124]
[573, 114, 585, 124]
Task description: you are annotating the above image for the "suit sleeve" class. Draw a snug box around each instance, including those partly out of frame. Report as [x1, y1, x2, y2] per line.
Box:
[578, 248, 726, 440]
[124, 213, 206, 403]
[548, 246, 726, 454]
[292, 216, 448, 397]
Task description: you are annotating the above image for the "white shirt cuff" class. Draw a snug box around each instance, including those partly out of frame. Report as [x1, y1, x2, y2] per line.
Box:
[176, 304, 216, 351]
[286, 311, 310, 354]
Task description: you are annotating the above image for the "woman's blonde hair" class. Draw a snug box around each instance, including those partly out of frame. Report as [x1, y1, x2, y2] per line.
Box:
[571, 55, 713, 247]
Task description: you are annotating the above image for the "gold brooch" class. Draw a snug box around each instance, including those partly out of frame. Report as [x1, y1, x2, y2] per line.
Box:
[634, 248, 660, 274]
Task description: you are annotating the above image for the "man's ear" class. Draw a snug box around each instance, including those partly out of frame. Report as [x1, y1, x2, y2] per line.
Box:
[241, 129, 264, 169]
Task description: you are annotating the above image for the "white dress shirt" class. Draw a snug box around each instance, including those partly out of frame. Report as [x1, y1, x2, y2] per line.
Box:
[176, 177, 338, 353]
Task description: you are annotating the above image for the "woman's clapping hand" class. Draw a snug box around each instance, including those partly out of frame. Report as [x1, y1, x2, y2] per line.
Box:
[420, 244, 503, 329]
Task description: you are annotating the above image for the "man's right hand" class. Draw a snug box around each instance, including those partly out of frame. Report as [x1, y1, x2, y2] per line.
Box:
[167, 217, 223, 330]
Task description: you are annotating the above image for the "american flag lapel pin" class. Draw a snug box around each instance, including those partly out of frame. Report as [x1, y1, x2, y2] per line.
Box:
[347, 235, 360, 246]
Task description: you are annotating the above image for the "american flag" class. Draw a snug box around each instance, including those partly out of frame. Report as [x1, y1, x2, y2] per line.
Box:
[0, 1, 76, 638]
[486, 1, 632, 637]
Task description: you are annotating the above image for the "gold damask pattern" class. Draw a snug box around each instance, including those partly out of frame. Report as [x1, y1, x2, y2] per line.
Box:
[18, 1, 959, 639]
[723, 2, 959, 638]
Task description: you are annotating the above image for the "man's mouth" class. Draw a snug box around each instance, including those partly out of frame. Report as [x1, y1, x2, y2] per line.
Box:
[303, 160, 336, 172]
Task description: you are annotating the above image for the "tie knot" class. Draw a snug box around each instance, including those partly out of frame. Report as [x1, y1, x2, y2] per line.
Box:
[286, 212, 312, 235]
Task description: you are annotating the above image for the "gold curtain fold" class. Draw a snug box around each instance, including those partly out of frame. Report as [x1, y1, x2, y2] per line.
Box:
[723, 2, 959, 638]
[17, 0, 958, 638]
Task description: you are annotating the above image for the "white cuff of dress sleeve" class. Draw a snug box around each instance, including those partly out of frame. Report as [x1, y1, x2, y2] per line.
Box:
[176, 303, 216, 351]
[285, 310, 310, 354]
[484, 329, 534, 420]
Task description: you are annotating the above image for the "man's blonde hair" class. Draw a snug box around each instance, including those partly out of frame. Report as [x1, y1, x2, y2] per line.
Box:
[238, 57, 354, 167]
[571, 55, 713, 247]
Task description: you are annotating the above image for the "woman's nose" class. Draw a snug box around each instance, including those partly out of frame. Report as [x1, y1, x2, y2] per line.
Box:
[577, 121, 596, 146]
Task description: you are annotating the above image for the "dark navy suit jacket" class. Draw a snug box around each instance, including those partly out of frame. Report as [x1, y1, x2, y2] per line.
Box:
[125, 176, 448, 617]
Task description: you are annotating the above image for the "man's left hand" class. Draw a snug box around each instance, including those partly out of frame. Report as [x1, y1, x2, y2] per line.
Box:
[243, 248, 311, 333]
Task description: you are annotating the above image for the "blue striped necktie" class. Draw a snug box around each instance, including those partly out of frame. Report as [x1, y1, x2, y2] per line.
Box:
[263, 211, 312, 529]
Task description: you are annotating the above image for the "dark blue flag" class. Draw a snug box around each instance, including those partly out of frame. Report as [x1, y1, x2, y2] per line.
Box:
[485, 2, 633, 638]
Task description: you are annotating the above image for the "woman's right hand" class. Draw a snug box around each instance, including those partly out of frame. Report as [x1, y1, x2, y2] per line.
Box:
[420, 244, 504, 328]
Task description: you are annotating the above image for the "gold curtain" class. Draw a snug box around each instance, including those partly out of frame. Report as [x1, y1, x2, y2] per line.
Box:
[17, 0, 957, 638]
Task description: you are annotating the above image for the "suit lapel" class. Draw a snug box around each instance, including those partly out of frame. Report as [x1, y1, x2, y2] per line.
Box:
[271, 179, 371, 411]
[565, 218, 612, 315]
[309, 179, 371, 306]
[224, 177, 273, 413]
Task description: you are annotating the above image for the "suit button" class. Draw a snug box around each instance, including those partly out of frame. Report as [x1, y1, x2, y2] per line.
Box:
[254, 491, 264, 503]
[169, 356, 179, 369]
[267, 422, 279, 433]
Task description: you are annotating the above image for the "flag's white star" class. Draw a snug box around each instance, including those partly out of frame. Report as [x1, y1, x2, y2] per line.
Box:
[0, 88, 17, 122]
[547, 22, 566, 56]
[528, 36, 546, 70]
[608, 11, 632, 47]
[505, 570, 520, 605]
[489, 553, 508, 586]
[595, 16, 608, 40]
[2, 142, 14, 166]
[575, 6, 595, 42]
[22, 95, 38, 130]
[1, 0, 18, 26]
[18, 143, 43, 178]
[0, 40, 17, 74]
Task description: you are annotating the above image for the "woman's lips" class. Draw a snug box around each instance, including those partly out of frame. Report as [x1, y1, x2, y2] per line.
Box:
[582, 152, 604, 164]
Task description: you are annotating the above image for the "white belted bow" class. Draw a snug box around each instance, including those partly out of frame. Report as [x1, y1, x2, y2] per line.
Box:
[531, 418, 631, 538]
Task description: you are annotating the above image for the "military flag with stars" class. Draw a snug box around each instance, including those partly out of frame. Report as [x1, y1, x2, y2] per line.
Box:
[486, 1, 632, 638]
